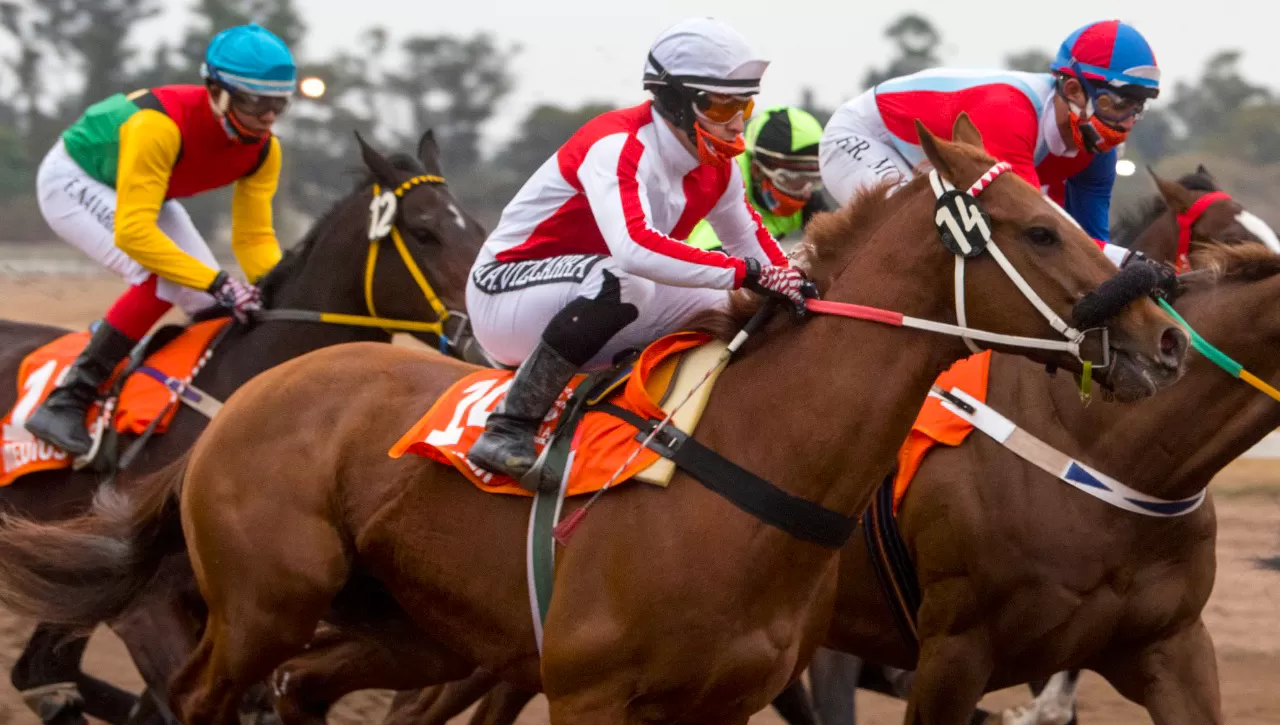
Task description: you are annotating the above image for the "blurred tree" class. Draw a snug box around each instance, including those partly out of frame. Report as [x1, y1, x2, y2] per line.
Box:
[382, 33, 518, 172]
[798, 86, 832, 126]
[1004, 49, 1052, 74]
[862, 13, 942, 89]
[1169, 50, 1268, 140]
[497, 101, 613, 180]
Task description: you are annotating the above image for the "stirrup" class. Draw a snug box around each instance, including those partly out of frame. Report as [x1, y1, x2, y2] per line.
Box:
[519, 444, 561, 494]
[71, 408, 109, 471]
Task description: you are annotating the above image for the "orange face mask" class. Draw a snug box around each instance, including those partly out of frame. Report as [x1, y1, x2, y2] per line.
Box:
[760, 178, 807, 216]
[1068, 108, 1128, 154]
[694, 122, 746, 167]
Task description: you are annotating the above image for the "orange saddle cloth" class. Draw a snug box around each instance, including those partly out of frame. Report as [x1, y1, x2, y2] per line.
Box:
[891, 351, 992, 513]
[0, 319, 229, 485]
[391, 331, 722, 497]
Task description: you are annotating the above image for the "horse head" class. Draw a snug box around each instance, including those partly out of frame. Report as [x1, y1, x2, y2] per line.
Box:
[875, 113, 1186, 400]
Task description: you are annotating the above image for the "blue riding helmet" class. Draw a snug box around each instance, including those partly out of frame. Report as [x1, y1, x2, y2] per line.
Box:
[1051, 19, 1160, 100]
[201, 23, 297, 97]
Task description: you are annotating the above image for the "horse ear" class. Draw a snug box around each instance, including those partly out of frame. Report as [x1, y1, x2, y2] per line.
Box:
[1147, 165, 1195, 215]
[951, 113, 985, 151]
[416, 129, 445, 178]
[1195, 163, 1217, 185]
[355, 130, 400, 187]
[916, 120, 955, 181]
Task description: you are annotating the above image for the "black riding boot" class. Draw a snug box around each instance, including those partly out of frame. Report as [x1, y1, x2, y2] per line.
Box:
[466, 340, 579, 487]
[24, 320, 135, 457]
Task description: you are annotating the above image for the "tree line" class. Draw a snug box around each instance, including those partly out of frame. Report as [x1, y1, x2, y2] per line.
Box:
[2, 4, 1278, 242]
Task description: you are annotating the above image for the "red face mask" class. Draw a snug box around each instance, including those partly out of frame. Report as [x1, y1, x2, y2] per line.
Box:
[1067, 107, 1128, 154]
[760, 177, 807, 216]
[694, 121, 746, 167]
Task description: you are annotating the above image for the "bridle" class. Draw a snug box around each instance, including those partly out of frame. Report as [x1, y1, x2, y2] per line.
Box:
[806, 162, 1109, 369]
[253, 174, 472, 356]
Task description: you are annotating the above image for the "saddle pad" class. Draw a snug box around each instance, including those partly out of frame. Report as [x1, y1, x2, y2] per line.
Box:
[891, 350, 991, 513]
[0, 319, 229, 486]
[390, 331, 728, 497]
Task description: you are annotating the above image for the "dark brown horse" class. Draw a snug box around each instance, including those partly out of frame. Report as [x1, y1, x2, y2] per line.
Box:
[0, 117, 1188, 725]
[0, 130, 486, 725]
[356, 165, 1272, 725]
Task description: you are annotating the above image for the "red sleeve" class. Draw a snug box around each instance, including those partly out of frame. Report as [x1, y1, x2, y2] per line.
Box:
[962, 91, 1042, 189]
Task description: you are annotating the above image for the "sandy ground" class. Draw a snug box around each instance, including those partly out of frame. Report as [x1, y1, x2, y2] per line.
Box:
[0, 273, 1277, 724]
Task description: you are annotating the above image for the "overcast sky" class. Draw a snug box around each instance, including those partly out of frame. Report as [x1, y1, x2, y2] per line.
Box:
[132, 0, 1275, 146]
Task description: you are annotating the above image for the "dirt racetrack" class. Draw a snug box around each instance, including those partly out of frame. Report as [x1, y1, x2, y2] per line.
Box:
[0, 273, 1277, 724]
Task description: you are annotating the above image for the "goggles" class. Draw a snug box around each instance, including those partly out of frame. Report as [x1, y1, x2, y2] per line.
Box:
[754, 153, 823, 197]
[693, 92, 755, 125]
[226, 88, 292, 118]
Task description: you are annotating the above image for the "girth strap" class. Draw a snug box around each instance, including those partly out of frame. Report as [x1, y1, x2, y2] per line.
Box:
[592, 403, 856, 549]
[861, 475, 921, 649]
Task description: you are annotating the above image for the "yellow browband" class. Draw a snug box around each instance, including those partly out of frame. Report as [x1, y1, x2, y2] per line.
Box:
[327, 174, 454, 336]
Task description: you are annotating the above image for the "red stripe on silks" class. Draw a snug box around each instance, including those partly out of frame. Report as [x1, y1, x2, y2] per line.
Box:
[616, 134, 744, 276]
[806, 299, 905, 326]
[1175, 191, 1232, 272]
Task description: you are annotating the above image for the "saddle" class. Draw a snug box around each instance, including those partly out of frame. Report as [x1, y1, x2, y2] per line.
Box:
[1, 319, 229, 485]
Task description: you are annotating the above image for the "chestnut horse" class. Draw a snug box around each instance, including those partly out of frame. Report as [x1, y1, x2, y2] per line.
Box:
[820, 240, 1280, 725]
[356, 165, 1274, 725]
[0, 131, 486, 725]
[0, 117, 1188, 725]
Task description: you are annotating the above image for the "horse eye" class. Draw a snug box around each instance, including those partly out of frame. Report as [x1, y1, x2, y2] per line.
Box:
[1022, 226, 1059, 247]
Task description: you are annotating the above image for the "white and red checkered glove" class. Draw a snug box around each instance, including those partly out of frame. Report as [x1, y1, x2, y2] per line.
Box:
[742, 258, 807, 307]
[207, 271, 262, 323]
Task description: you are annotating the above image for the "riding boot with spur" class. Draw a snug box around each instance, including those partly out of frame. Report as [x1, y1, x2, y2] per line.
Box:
[24, 320, 135, 456]
[467, 339, 579, 488]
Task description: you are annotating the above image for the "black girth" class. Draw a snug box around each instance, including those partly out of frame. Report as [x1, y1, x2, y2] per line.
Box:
[591, 403, 856, 549]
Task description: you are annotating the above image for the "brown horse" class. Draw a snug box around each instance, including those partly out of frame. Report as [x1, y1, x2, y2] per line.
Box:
[822, 241, 1280, 725]
[0, 130, 487, 725]
[0, 117, 1188, 725]
[350, 164, 1273, 725]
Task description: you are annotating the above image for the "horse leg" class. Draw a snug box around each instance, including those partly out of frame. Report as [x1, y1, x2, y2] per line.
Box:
[170, 521, 351, 725]
[467, 681, 537, 725]
[999, 671, 1080, 725]
[770, 679, 817, 725]
[270, 623, 473, 725]
[902, 633, 993, 725]
[1094, 620, 1222, 725]
[808, 648, 862, 725]
[110, 577, 203, 725]
[382, 671, 509, 725]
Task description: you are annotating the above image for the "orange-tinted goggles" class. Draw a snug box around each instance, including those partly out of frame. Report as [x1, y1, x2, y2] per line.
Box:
[694, 93, 755, 124]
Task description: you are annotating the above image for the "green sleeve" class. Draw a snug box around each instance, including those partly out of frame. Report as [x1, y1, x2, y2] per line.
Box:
[686, 219, 724, 252]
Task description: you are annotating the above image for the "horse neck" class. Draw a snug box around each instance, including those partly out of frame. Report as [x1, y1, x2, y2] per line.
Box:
[194, 197, 390, 400]
[706, 200, 968, 519]
[1038, 277, 1280, 500]
[1127, 208, 1178, 265]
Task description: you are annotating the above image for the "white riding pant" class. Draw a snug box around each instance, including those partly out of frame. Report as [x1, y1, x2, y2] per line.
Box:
[819, 91, 916, 205]
[466, 253, 729, 369]
[36, 139, 217, 314]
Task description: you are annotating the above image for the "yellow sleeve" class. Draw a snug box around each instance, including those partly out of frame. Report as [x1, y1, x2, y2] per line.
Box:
[230, 137, 284, 283]
[115, 111, 221, 290]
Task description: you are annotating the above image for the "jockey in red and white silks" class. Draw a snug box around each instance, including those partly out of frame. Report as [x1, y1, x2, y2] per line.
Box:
[820, 19, 1161, 266]
[465, 17, 803, 489]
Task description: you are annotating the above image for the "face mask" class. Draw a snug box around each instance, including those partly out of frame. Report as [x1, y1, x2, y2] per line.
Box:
[760, 177, 807, 216]
[1068, 111, 1128, 154]
[694, 121, 746, 167]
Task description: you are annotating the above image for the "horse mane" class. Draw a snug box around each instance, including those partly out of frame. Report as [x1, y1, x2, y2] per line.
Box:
[1183, 241, 1280, 291]
[692, 173, 932, 340]
[1112, 169, 1221, 249]
[257, 152, 428, 306]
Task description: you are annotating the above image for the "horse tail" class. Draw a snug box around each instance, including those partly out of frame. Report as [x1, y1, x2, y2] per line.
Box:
[0, 455, 189, 629]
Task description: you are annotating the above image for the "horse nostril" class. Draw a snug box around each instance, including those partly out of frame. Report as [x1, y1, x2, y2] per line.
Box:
[1159, 326, 1188, 368]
